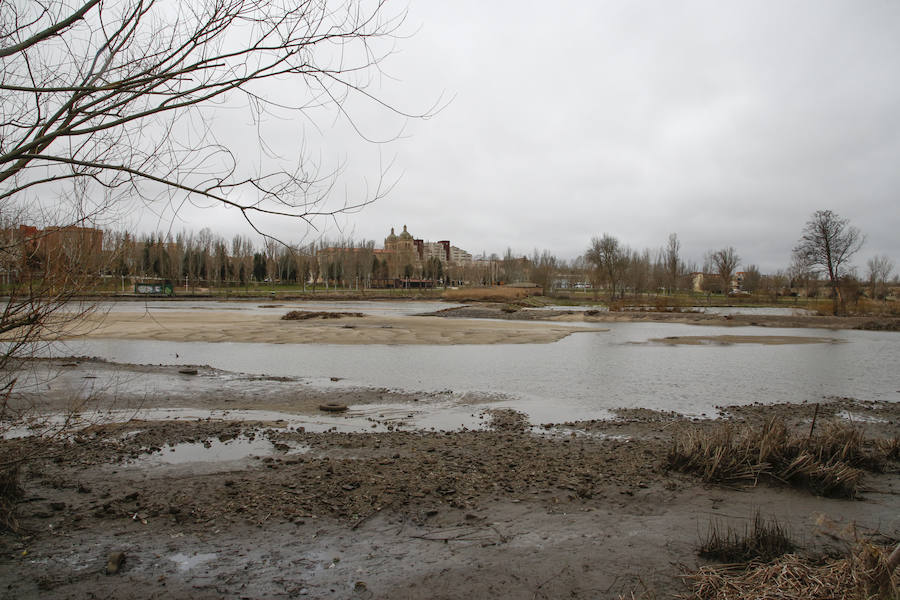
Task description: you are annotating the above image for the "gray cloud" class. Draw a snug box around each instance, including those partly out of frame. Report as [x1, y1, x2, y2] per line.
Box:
[151, 0, 900, 274]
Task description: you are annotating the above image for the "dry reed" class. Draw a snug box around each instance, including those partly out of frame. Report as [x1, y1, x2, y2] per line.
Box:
[699, 512, 795, 563]
[683, 542, 899, 600]
[0, 463, 21, 532]
[667, 418, 891, 498]
[441, 287, 534, 302]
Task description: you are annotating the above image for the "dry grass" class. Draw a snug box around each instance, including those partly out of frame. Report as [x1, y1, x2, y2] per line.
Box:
[441, 287, 535, 302]
[667, 418, 890, 498]
[876, 437, 900, 461]
[699, 512, 795, 563]
[683, 542, 899, 600]
[0, 463, 21, 532]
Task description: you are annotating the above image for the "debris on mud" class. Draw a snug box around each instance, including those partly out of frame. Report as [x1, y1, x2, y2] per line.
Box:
[2, 399, 899, 600]
[281, 310, 365, 320]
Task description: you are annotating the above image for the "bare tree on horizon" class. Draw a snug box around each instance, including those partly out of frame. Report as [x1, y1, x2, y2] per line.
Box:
[793, 210, 864, 315]
[711, 246, 740, 296]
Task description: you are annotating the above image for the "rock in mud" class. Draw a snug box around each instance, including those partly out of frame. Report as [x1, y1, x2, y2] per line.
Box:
[106, 551, 125, 575]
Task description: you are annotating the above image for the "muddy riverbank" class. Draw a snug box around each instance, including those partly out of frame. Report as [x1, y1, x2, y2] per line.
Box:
[430, 305, 900, 331]
[2, 397, 897, 599]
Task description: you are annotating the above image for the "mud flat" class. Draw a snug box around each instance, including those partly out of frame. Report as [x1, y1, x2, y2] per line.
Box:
[1, 398, 897, 599]
[433, 305, 900, 331]
[54, 310, 599, 345]
[645, 334, 844, 345]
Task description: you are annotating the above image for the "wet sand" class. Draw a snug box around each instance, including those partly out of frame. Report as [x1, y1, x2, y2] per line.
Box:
[55, 310, 601, 345]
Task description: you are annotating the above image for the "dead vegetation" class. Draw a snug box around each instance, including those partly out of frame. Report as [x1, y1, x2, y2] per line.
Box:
[280, 310, 364, 320]
[667, 418, 894, 497]
[683, 542, 899, 600]
[441, 286, 536, 302]
[699, 512, 795, 563]
[0, 461, 20, 532]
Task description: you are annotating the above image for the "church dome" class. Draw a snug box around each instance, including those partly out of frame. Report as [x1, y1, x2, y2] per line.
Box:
[399, 224, 413, 240]
[385, 227, 397, 243]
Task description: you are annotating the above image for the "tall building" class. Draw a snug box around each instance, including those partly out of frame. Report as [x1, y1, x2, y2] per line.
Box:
[317, 224, 472, 283]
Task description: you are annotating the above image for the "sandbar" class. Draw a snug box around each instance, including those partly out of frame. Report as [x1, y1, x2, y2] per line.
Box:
[56, 310, 601, 345]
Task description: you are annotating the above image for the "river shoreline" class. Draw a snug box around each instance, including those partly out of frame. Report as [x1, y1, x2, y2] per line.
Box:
[2, 301, 898, 598]
[2, 397, 897, 599]
[428, 304, 900, 331]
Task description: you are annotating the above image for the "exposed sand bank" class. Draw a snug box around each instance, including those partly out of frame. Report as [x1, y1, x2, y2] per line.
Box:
[56, 310, 601, 345]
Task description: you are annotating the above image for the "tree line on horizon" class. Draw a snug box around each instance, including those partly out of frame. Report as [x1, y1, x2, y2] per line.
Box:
[6, 209, 892, 307]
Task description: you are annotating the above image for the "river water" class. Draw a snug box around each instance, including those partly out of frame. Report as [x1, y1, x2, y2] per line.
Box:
[37, 301, 900, 425]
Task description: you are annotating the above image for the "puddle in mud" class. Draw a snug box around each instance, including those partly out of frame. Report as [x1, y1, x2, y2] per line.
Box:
[836, 410, 889, 424]
[131, 435, 308, 467]
[538, 427, 630, 440]
[169, 552, 217, 572]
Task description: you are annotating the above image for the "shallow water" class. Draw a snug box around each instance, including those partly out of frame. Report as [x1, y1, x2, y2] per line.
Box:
[130, 436, 306, 466]
[169, 552, 217, 572]
[42, 316, 900, 425]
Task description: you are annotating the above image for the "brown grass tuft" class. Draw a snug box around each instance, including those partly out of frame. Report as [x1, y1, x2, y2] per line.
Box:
[683, 542, 899, 600]
[667, 418, 887, 498]
[875, 437, 900, 461]
[441, 287, 534, 302]
[0, 463, 21, 532]
[699, 512, 795, 563]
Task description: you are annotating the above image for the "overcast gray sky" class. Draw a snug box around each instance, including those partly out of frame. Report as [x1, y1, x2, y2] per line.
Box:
[162, 0, 900, 274]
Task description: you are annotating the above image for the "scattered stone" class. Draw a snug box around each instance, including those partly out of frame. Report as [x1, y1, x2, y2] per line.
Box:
[106, 551, 125, 575]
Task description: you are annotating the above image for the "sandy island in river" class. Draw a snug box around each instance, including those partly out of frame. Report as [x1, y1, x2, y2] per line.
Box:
[57, 310, 602, 345]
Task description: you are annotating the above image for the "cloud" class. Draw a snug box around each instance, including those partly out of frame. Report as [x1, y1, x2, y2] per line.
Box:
[131, 0, 900, 273]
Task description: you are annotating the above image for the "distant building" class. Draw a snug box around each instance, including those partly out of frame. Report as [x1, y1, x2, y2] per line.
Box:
[3, 224, 104, 279]
[692, 271, 742, 294]
[318, 225, 472, 283]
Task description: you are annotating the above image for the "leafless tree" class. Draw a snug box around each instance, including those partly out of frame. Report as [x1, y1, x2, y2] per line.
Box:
[0, 0, 429, 528]
[1, 0, 428, 237]
[529, 249, 557, 295]
[793, 210, 864, 315]
[866, 255, 894, 300]
[627, 248, 650, 299]
[1, 0, 425, 368]
[586, 234, 629, 300]
[665, 233, 681, 295]
[741, 264, 761, 294]
[710, 247, 740, 296]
